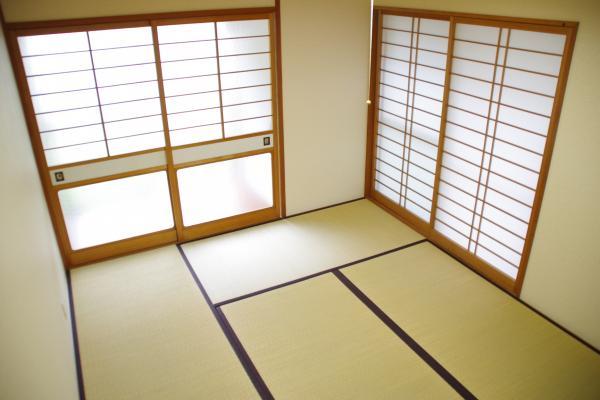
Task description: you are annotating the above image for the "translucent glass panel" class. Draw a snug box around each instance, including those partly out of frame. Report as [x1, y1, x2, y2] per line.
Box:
[435, 23, 566, 278]
[375, 15, 449, 222]
[18, 28, 164, 166]
[157, 19, 273, 147]
[58, 172, 174, 250]
[177, 153, 273, 226]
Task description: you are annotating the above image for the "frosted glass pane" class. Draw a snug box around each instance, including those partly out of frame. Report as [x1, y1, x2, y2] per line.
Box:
[217, 20, 269, 39]
[18, 32, 89, 56]
[223, 100, 271, 122]
[506, 49, 562, 76]
[157, 23, 215, 44]
[381, 29, 412, 47]
[449, 91, 489, 117]
[382, 15, 412, 31]
[107, 132, 165, 155]
[101, 98, 162, 122]
[453, 41, 497, 63]
[498, 105, 550, 135]
[92, 45, 155, 68]
[501, 87, 554, 116]
[218, 37, 270, 56]
[98, 81, 159, 104]
[222, 85, 271, 106]
[417, 50, 447, 70]
[419, 19, 449, 36]
[95, 64, 157, 87]
[219, 53, 270, 73]
[41, 125, 105, 150]
[163, 75, 219, 97]
[220, 69, 271, 90]
[170, 124, 222, 147]
[159, 41, 216, 62]
[452, 58, 494, 81]
[23, 52, 92, 76]
[178, 153, 273, 226]
[161, 58, 218, 79]
[455, 24, 499, 45]
[36, 107, 101, 132]
[27, 70, 95, 95]
[58, 172, 173, 250]
[45, 141, 107, 167]
[382, 43, 411, 62]
[166, 92, 220, 114]
[382, 58, 410, 78]
[89, 27, 153, 50]
[503, 68, 557, 97]
[510, 30, 566, 54]
[418, 35, 448, 53]
[224, 116, 272, 137]
[104, 115, 164, 139]
[168, 108, 222, 130]
[32, 89, 98, 114]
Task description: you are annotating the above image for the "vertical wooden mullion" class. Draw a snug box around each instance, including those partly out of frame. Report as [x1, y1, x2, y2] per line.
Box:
[213, 22, 226, 139]
[85, 31, 110, 157]
[465, 27, 503, 252]
[399, 17, 416, 207]
[428, 17, 456, 231]
[151, 23, 185, 240]
[473, 29, 512, 255]
[402, 17, 420, 207]
[271, 7, 286, 216]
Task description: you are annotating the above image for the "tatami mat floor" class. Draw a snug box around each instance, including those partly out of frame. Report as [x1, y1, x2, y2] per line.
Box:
[69, 199, 600, 400]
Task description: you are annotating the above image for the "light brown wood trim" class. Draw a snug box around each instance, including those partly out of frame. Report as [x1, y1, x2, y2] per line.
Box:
[68, 229, 177, 267]
[51, 166, 167, 190]
[180, 207, 279, 242]
[364, 10, 381, 196]
[12, 20, 150, 36]
[513, 24, 579, 296]
[428, 17, 455, 232]
[4, 7, 277, 30]
[170, 130, 274, 151]
[452, 16, 572, 34]
[47, 148, 166, 171]
[273, 2, 287, 217]
[374, 6, 577, 28]
[173, 148, 272, 171]
[152, 12, 273, 27]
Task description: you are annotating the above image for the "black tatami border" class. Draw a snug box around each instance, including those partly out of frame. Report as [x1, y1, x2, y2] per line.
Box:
[66, 271, 86, 400]
[333, 269, 477, 399]
[176, 245, 274, 400]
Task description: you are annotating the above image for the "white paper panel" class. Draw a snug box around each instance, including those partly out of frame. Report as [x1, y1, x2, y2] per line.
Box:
[45, 141, 108, 167]
[218, 37, 270, 56]
[495, 123, 546, 154]
[417, 35, 448, 53]
[89, 27, 153, 50]
[166, 92, 221, 114]
[101, 98, 162, 123]
[224, 116, 273, 137]
[501, 87, 554, 116]
[95, 64, 157, 87]
[220, 69, 271, 90]
[104, 115, 164, 139]
[157, 23, 215, 44]
[27, 70, 96, 95]
[506, 49, 562, 76]
[170, 124, 223, 147]
[107, 132, 165, 156]
[452, 58, 495, 82]
[223, 100, 272, 122]
[453, 41, 497, 63]
[497, 105, 550, 135]
[172, 134, 272, 165]
[382, 15, 412, 31]
[92, 46, 155, 68]
[219, 53, 270, 74]
[161, 58, 218, 80]
[455, 24, 499, 45]
[168, 108, 222, 131]
[381, 29, 412, 47]
[23, 52, 92, 76]
[417, 50, 447, 70]
[162, 75, 219, 97]
[419, 19, 449, 37]
[510, 29, 566, 54]
[382, 43, 411, 61]
[217, 20, 269, 39]
[36, 107, 101, 132]
[159, 42, 216, 62]
[503, 68, 558, 97]
[381, 57, 410, 76]
[32, 89, 98, 114]
[18, 32, 89, 56]
[222, 85, 271, 106]
[41, 125, 105, 150]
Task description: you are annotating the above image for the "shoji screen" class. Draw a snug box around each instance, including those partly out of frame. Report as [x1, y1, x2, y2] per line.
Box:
[374, 14, 449, 223]
[367, 9, 577, 294]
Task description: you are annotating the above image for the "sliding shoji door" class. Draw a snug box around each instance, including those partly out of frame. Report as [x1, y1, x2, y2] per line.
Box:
[367, 9, 577, 294]
[6, 10, 283, 267]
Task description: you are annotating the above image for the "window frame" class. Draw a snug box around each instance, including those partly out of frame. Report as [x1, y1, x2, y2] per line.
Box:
[3, 7, 286, 268]
[365, 7, 578, 296]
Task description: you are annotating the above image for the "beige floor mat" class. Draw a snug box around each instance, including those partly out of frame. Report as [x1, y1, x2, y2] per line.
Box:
[70, 245, 259, 400]
[343, 242, 600, 399]
[182, 199, 423, 303]
[222, 273, 461, 399]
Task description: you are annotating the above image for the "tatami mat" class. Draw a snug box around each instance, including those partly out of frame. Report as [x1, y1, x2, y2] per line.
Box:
[70, 246, 259, 400]
[222, 273, 461, 399]
[182, 199, 423, 303]
[343, 242, 600, 399]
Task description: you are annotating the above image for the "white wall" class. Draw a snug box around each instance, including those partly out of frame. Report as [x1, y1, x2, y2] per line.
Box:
[281, 0, 372, 214]
[375, 0, 600, 350]
[0, 24, 79, 400]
